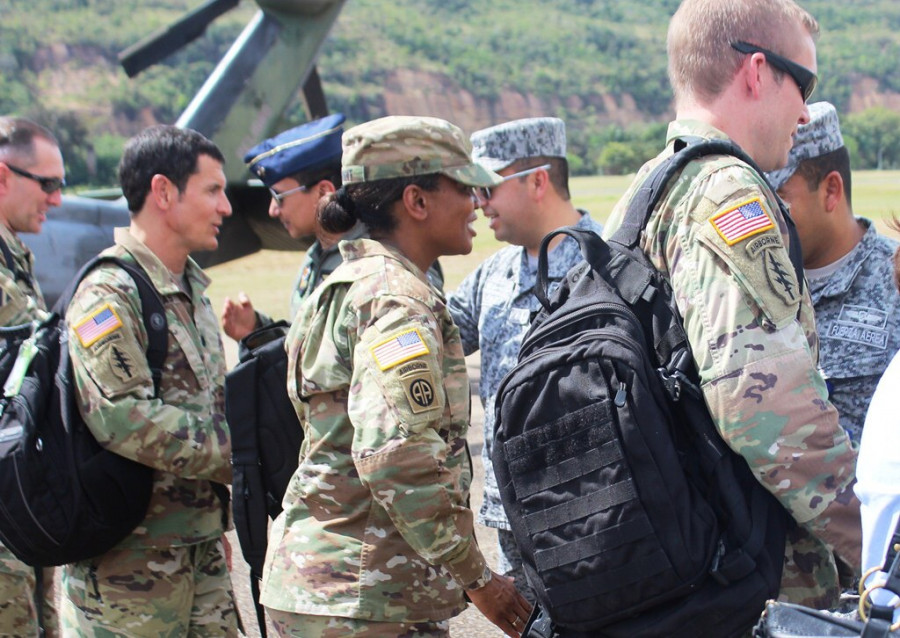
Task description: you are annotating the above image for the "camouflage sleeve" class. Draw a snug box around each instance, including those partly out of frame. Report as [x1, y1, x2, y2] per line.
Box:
[665, 166, 861, 570]
[0, 267, 49, 326]
[66, 270, 231, 484]
[350, 298, 487, 586]
[447, 265, 483, 356]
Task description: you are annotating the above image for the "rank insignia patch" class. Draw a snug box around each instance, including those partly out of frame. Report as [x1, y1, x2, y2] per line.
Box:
[371, 329, 429, 371]
[710, 198, 775, 246]
[75, 304, 123, 348]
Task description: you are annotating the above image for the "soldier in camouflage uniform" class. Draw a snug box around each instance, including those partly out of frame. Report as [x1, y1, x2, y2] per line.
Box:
[262, 116, 532, 637]
[603, 0, 861, 610]
[61, 125, 239, 636]
[447, 117, 602, 601]
[222, 114, 443, 342]
[0, 116, 63, 637]
[765, 102, 900, 443]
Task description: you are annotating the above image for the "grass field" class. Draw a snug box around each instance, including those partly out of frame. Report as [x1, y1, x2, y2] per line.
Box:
[206, 170, 900, 361]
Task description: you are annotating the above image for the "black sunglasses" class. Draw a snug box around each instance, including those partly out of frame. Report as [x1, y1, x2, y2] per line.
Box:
[5, 163, 66, 194]
[731, 41, 818, 102]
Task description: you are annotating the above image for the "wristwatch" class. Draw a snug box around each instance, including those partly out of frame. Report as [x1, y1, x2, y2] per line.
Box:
[463, 565, 493, 591]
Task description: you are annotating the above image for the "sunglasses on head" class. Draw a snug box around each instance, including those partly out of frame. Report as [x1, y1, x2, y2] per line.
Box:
[5, 163, 65, 194]
[731, 41, 818, 102]
[475, 163, 552, 202]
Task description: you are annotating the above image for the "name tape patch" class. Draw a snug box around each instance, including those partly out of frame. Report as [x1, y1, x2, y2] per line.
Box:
[710, 198, 775, 246]
[371, 328, 429, 371]
[75, 304, 123, 348]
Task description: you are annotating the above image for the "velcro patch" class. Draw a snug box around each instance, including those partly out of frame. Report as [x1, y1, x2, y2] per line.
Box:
[709, 198, 775, 246]
[402, 372, 439, 414]
[371, 329, 429, 371]
[75, 304, 123, 348]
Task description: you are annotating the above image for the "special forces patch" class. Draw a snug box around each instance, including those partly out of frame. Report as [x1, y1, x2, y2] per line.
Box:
[764, 249, 801, 306]
[109, 346, 137, 382]
[74, 304, 123, 348]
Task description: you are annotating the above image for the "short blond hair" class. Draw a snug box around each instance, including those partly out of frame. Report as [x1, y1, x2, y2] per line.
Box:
[667, 0, 818, 105]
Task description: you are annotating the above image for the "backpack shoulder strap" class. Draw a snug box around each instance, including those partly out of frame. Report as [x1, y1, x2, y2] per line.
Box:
[54, 255, 168, 397]
[609, 138, 804, 298]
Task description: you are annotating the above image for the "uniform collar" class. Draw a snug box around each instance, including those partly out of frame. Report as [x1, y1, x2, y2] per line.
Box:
[808, 218, 878, 301]
[0, 222, 29, 261]
[339, 237, 429, 283]
[113, 227, 210, 296]
[665, 120, 731, 147]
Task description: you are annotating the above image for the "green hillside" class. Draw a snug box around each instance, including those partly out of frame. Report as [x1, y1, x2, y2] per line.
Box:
[2, 0, 900, 185]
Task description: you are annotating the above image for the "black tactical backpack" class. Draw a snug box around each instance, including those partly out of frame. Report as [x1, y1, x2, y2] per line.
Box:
[225, 319, 304, 638]
[493, 140, 801, 638]
[0, 255, 167, 566]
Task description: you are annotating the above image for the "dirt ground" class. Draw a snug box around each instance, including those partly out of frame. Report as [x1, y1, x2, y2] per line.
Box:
[228, 353, 503, 637]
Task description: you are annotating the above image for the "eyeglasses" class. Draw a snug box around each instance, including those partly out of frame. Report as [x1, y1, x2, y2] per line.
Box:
[475, 163, 552, 202]
[731, 41, 818, 102]
[4, 163, 66, 194]
[268, 183, 308, 207]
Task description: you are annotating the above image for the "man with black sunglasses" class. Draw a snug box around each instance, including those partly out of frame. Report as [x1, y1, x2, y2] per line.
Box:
[603, 0, 861, 612]
[448, 117, 602, 601]
[0, 115, 63, 637]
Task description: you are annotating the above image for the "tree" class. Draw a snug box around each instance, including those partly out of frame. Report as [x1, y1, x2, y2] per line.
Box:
[843, 107, 900, 170]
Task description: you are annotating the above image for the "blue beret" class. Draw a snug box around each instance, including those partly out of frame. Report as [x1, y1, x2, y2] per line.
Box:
[244, 113, 345, 186]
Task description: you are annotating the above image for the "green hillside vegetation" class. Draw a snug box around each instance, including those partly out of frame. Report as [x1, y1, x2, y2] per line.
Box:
[2, 0, 900, 186]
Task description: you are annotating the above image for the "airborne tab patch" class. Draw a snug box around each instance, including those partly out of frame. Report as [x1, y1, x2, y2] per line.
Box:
[371, 328, 429, 371]
[709, 198, 775, 246]
[75, 304, 123, 348]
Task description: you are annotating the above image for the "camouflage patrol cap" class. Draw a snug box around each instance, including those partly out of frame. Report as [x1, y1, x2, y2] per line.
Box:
[244, 113, 345, 187]
[341, 116, 502, 187]
[471, 117, 567, 171]
[767, 102, 844, 190]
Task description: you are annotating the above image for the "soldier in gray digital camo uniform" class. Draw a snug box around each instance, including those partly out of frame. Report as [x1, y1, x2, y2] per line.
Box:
[0, 116, 63, 637]
[447, 117, 602, 601]
[765, 101, 900, 444]
[604, 0, 861, 610]
[262, 116, 532, 638]
[62, 126, 239, 636]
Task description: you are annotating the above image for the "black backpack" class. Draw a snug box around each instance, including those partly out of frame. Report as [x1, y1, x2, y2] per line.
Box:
[0, 255, 167, 566]
[225, 319, 304, 637]
[493, 140, 799, 638]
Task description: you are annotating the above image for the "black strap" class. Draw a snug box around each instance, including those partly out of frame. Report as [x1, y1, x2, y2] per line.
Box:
[52, 255, 168, 396]
[33, 566, 44, 638]
[608, 138, 805, 300]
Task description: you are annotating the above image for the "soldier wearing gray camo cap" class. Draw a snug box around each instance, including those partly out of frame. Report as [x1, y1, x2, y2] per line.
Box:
[470, 117, 567, 171]
[766, 101, 900, 443]
[449, 117, 602, 602]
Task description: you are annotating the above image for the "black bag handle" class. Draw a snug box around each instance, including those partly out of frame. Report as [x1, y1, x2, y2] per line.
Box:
[534, 226, 612, 311]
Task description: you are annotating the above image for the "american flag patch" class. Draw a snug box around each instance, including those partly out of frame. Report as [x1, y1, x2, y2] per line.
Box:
[709, 198, 775, 245]
[74, 304, 123, 347]
[371, 329, 429, 371]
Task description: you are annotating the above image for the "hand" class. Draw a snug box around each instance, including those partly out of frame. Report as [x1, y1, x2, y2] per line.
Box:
[221, 292, 257, 341]
[466, 570, 533, 638]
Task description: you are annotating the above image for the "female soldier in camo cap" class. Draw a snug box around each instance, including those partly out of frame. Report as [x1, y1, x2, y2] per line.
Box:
[262, 116, 533, 638]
